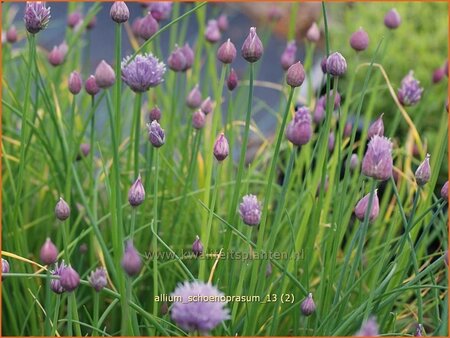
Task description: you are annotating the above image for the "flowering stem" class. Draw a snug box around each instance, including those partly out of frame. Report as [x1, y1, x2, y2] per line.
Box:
[152, 149, 160, 316]
[93, 291, 99, 334]
[130, 208, 137, 240]
[133, 93, 142, 178]
[44, 270, 51, 336]
[114, 23, 122, 141]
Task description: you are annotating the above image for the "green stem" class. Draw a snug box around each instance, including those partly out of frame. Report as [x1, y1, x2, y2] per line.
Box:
[44, 270, 51, 336]
[130, 208, 137, 240]
[152, 149, 160, 316]
[133, 93, 142, 178]
[93, 291, 99, 334]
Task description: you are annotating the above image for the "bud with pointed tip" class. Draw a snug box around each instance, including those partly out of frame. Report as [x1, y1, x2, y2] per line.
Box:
[6, 26, 18, 44]
[362, 135, 393, 181]
[300, 293, 316, 316]
[68, 71, 82, 95]
[205, 20, 221, 43]
[88, 267, 107, 292]
[55, 197, 70, 221]
[441, 181, 448, 200]
[128, 174, 145, 207]
[95, 60, 116, 88]
[367, 113, 384, 138]
[60, 266, 80, 292]
[354, 190, 380, 222]
[217, 14, 228, 32]
[110, 2, 129, 23]
[326, 52, 347, 77]
[40, 238, 58, 265]
[285, 107, 312, 146]
[180, 43, 194, 71]
[280, 41, 297, 71]
[350, 27, 369, 52]
[286, 61, 305, 87]
[217, 39, 237, 64]
[192, 236, 203, 257]
[384, 8, 401, 29]
[147, 120, 165, 148]
[192, 110, 206, 129]
[241, 27, 263, 63]
[415, 154, 431, 186]
[149, 106, 161, 121]
[227, 68, 238, 91]
[168, 45, 187, 72]
[186, 84, 202, 109]
[67, 11, 82, 28]
[350, 154, 359, 172]
[121, 240, 142, 276]
[320, 57, 328, 73]
[306, 22, 320, 43]
[200, 97, 213, 115]
[85, 75, 100, 96]
[131, 17, 143, 37]
[139, 13, 159, 40]
[48, 45, 65, 66]
[213, 133, 229, 161]
[432, 68, 445, 84]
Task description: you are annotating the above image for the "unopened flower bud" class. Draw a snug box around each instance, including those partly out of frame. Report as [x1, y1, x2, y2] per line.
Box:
[239, 194, 261, 226]
[415, 154, 431, 186]
[441, 181, 448, 200]
[149, 106, 161, 121]
[88, 267, 107, 292]
[192, 110, 206, 129]
[55, 197, 70, 221]
[85, 75, 100, 96]
[217, 38, 237, 64]
[326, 52, 347, 77]
[305, 22, 320, 43]
[94, 60, 116, 88]
[354, 190, 380, 222]
[213, 133, 229, 161]
[192, 236, 203, 257]
[40, 238, 58, 265]
[68, 71, 82, 95]
[350, 154, 359, 172]
[432, 68, 445, 84]
[180, 43, 194, 71]
[121, 240, 142, 276]
[301, 293, 316, 316]
[48, 45, 65, 66]
[217, 14, 228, 32]
[60, 266, 80, 292]
[67, 11, 82, 28]
[139, 13, 159, 40]
[128, 174, 145, 207]
[2, 258, 10, 279]
[168, 45, 187, 72]
[147, 120, 165, 148]
[241, 27, 263, 63]
[384, 8, 401, 29]
[227, 68, 238, 91]
[6, 26, 18, 44]
[367, 113, 384, 138]
[280, 41, 297, 71]
[200, 97, 213, 115]
[286, 61, 305, 87]
[286, 107, 312, 146]
[110, 2, 129, 23]
[350, 27, 369, 52]
[205, 20, 221, 43]
[362, 135, 393, 181]
[356, 317, 379, 336]
[186, 84, 202, 109]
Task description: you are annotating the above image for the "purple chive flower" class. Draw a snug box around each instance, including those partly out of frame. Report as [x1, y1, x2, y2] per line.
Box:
[241, 27, 263, 63]
[40, 238, 58, 265]
[213, 133, 229, 162]
[122, 53, 166, 92]
[147, 120, 165, 148]
[170, 281, 230, 333]
[24, 2, 51, 34]
[415, 324, 423, 337]
[285, 107, 312, 146]
[55, 197, 70, 221]
[168, 45, 187, 72]
[441, 181, 448, 200]
[239, 194, 262, 226]
[85, 75, 100, 96]
[186, 84, 202, 109]
[415, 154, 431, 186]
[227, 68, 238, 91]
[356, 316, 379, 336]
[148, 2, 172, 22]
[300, 293, 316, 316]
[305, 22, 320, 43]
[67, 11, 82, 29]
[217, 14, 228, 32]
[6, 26, 18, 44]
[2, 258, 10, 279]
[367, 113, 384, 138]
[128, 174, 145, 207]
[205, 19, 221, 43]
[320, 57, 328, 74]
[68, 71, 82, 95]
[192, 110, 206, 130]
[94, 60, 116, 88]
[217, 39, 237, 64]
[50, 261, 67, 294]
[192, 235, 203, 257]
[384, 8, 401, 29]
[328, 132, 335, 152]
[139, 13, 159, 40]
[432, 67, 445, 84]
[362, 135, 393, 181]
[326, 52, 347, 77]
[76, 143, 90, 161]
[110, 1, 129, 23]
[180, 43, 194, 71]
[88, 267, 107, 292]
[286, 61, 305, 87]
[280, 41, 297, 71]
[350, 154, 360, 172]
[149, 106, 161, 121]
[48, 43, 66, 66]
[121, 240, 142, 277]
[397, 71, 423, 106]
[350, 27, 369, 52]
[200, 97, 213, 115]
[60, 265, 80, 292]
[354, 190, 380, 222]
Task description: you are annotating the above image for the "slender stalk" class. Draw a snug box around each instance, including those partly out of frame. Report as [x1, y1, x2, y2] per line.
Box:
[130, 208, 137, 240]
[133, 93, 142, 177]
[93, 291, 99, 334]
[152, 149, 160, 316]
[44, 270, 51, 336]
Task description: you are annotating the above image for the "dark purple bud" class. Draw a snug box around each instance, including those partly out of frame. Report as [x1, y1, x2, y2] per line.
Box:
[326, 52, 347, 77]
[415, 154, 431, 186]
[192, 235, 203, 257]
[367, 113, 384, 138]
[110, 2, 129, 23]
[217, 38, 237, 64]
[139, 13, 159, 40]
[280, 41, 297, 71]
[265, 262, 272, 277]
[300, 293, 316, 316]
[2, 258, 10, 279]
[40, 238, 58, 265]
[6, 26, 18, 44]
[60, 266, 80, 292]
[85, 75, 100, 96]
[168, 45, 187, 72]
[88, 267, 107, 292]
[48, 46, 65, 66]
[121, 240, 142, 276]
[186, 84, 202, 109]
[285, 107, 312, 146]
[87, 15, 97, 30]
[147, 120, 165, 148]
[350, 154, 359, 172]
[24, 2, 51, 34]
[227, 68, 238, 91]
[200, 97, 213, 115]
[384, 8, 401, 29]
[356, 317, 379, 336]
[180, 43, 194, 71]
[192, 110, 206, 129]
[432, 68, 445, 84]
[354, 190, 380, 222]
[350, 27, 369, 52]
[205, 19, 221, 43]
[415, 324, 423, 337]
[213, 133, 229, 161]
[362, 135, 393, 181]
[95, 60, 116, 88]
[286, 61, 305, 87]
[397, 71, 423, 107]
[441, 181, 448, 200]
[320, 57, 328, 74]
[68, 71, 82, 95]
[149, 106, 161, 121]
[328, 132, 335, 152]
[241, 27, 263, 63]
[67, 11, 82, 29]
[305, 22, 320, 43]
[55, 197, 70, 221]
[50, 261, 67, 294]
[239, 194, 262, 226]
[344, 122, 353, 138]
[128, 174, 145, 207]
[217, 14, 229, 32]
